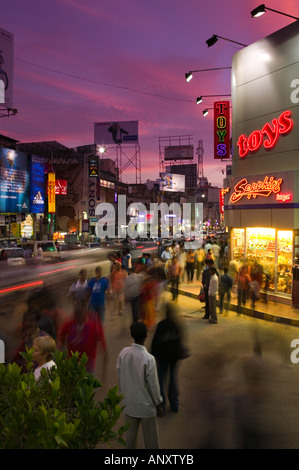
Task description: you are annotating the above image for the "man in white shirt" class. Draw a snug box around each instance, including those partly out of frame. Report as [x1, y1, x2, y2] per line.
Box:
[117, 322, 163, 449]
[208, 266, 219, 324]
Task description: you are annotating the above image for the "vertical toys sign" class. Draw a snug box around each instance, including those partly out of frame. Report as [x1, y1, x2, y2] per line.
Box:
[214, 101, 230, 159]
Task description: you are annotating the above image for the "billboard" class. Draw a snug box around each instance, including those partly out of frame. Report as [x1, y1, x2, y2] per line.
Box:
[94, 120, 139, 145]
[214, 101, 230, 159]
[164, 145, 193, 161]
[0, 27, 14, 107]
[0, 147, 29, 213]
[159, 173, 185, 192]
[30, 155, 45, 214]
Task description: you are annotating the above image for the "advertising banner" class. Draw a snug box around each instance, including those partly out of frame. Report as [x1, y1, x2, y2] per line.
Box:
[47, 172, 56, 213]
[0, 27, 14, 107]
[30, 155, 45, 214]
[94, 120, 138, 145]
[0, 147, 29, 213]
[55, 179, 67, 195]
[89, 155, 98, 177]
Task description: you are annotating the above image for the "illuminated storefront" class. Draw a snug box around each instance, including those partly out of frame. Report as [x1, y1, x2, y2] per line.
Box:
[223, 20, 299, 306]
[231, 227, 293, 297]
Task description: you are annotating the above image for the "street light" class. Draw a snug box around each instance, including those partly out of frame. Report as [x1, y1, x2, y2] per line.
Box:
[196, 94, 231, 104]
[251, 4, 299, 20]
[185, 66, 231, 83]
[206, 35, 247, 48]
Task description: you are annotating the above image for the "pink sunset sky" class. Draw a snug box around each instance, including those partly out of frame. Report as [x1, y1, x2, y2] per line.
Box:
[1, 0, 298, 187]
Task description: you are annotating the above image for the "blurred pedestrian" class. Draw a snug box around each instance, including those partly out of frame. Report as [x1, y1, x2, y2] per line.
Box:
[219, 267, 233, 314]
[168, 256, 181, 301]
[68, 269, 88, 305]
[236, 265, 251, 313]
[58, 299, 108, 376]
[151, 303, 186, 414]
[212, 240, 221, 269]
[124, 263, 146, 323]
[195, 245, 205, 281]
[110, 261, 127, 316]
[0, 249, 7, 267]
[26, 287, 61, 340]
[186, 249, 195, 282]
[121, 248, 132, 272]
[208, 266, 219, 324]
[140, 269, 160, 330]
[32, 335, 56, 381]
[11, 310, 48, 371]
[117, 321, 163, 449]
[161, 246, 172, 263]
[201, 258, 214, 319]
[87, 266, 109, 323]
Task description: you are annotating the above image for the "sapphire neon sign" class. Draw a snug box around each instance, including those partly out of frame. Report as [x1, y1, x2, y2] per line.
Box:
[237, 110, 293, 158]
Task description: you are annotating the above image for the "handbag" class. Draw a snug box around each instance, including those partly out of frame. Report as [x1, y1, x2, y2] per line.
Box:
[198, 287, 205, 302]
[177, 342, 190, 360]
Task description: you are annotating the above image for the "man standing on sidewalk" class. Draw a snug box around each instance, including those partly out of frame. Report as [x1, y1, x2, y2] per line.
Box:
[208, 266, 219, 324]
[117, 322, 163, 449]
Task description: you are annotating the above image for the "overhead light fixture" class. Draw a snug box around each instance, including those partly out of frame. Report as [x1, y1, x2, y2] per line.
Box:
[203, 109, 209, 117]
[185, 71, 193, 82]
[185, 66, 231, 83]
[206, 34, 247, 48]
[251, 4, 299, 20]
[196, 94, 231, 104]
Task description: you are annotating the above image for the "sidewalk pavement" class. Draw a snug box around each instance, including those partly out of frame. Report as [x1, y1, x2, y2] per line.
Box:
[174, 278, 299, 327]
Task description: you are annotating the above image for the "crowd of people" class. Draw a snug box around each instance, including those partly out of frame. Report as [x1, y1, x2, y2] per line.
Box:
[7, 235, 269, 449]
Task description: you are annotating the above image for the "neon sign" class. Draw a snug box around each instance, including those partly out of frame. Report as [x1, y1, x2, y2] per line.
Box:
[214, 101, 230, 159]
[237, 110, 293, 158]
[276, 193, 292, 202]
[230, 176, 282, 203]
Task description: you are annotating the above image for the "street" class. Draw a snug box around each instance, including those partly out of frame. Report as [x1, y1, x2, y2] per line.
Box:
[95, 293, 299, 449]
[2, 255, 299, 449]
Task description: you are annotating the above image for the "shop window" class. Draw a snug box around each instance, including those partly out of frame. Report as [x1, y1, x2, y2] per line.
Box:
[246, 228, 275, 291]
[232, 228, 245, 261]
[277, 230, 293, 294]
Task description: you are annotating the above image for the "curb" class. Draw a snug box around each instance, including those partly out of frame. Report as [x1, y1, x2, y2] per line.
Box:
[170, 287, 299, 328]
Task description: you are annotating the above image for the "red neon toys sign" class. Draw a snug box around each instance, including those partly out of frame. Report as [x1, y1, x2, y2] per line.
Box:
[214, 101, 230, 159]
[237, 110, 293, 158]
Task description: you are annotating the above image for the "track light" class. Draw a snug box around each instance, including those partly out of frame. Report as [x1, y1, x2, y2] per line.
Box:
[206, 34, 247, 48]
[251, 4, 299, 20]
[185, 66, 231, 83]
[196, 94, 231, 104]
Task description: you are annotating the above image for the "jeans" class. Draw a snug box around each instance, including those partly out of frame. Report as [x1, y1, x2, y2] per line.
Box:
[157, 361, 179, 412]
[219, 290, 231, 313]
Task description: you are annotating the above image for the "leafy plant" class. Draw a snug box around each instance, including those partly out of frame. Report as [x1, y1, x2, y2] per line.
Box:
[0, 349, 128, 449]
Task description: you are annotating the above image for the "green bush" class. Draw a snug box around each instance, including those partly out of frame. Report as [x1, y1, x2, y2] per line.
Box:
[0, 349, 128, 449]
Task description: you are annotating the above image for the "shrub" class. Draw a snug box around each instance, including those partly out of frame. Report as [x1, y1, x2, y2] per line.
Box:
[0, 349, 128, 449]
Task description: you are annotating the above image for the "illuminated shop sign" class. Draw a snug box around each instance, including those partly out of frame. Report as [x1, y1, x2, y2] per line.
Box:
[48, 172, 56, 213]
[214, 101, 230, 159]
[230, 176, 282, 203]
[237, 110, 293, 158]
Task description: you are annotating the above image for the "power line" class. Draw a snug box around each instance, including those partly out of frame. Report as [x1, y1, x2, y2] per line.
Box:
[16, 57, 194, 103]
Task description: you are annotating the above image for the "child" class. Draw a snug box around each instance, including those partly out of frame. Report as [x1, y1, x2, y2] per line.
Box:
[32, 336, 56, 381]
